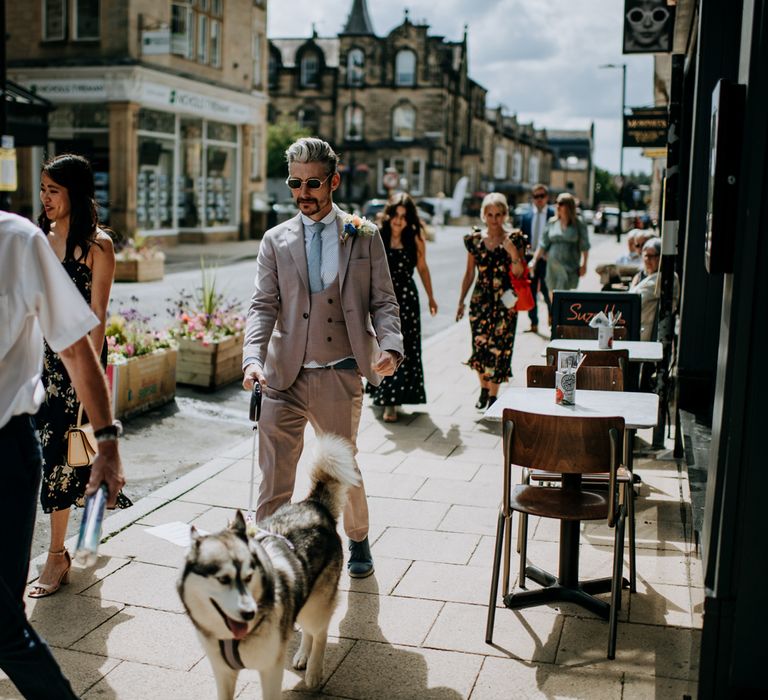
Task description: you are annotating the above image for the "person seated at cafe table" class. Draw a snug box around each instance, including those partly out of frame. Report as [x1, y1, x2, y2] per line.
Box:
[595, 229, 652, 289]
[629, 237, 679, 341]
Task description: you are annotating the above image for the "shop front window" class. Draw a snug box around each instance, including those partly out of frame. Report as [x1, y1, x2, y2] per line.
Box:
[206, 145, 236, 226]
[137, 137, 174, 230]
[179, 118, 204, 227]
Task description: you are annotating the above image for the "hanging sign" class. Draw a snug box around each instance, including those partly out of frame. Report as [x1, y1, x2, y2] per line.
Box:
[623, 107, 668, 148]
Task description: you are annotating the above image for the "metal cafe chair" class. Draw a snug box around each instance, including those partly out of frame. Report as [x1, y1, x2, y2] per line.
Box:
[486, 408, 628, 659]
[554, 324, 628, 341]
[523, 364, 638, 592]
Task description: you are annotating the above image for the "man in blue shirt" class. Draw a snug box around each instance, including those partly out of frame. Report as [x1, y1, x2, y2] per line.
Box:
[520, 184, 555, 333]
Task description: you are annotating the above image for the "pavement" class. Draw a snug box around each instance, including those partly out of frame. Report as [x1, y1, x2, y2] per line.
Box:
[3, 233, 702, 699]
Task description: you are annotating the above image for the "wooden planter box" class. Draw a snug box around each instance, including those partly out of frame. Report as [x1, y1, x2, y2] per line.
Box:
[176, 332, 244, 389]
[107, 348, 177, 418]
[114, 257, 164, 282]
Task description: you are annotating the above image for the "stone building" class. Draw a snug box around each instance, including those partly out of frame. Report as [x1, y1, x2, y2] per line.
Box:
[6, 0, 269, 242]
[547, 126, 596, 208]
[268, 0, 553, 208]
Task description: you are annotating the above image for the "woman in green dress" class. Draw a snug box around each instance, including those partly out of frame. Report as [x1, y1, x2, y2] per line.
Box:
[530, 192, 590, 297]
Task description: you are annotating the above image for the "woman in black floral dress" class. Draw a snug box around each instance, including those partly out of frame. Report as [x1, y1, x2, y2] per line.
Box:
[30, 154, 130, 598]
[456, 193, 525, 410]
[370, 193, 438, 422]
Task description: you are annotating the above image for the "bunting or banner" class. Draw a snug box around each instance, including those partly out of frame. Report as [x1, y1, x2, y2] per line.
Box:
[623, 0, 675, 54]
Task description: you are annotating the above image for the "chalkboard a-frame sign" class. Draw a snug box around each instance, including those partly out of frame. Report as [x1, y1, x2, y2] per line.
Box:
[551, 291, 642, 340]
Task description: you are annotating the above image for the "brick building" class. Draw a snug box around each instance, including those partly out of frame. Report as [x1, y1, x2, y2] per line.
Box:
[6, 0, 269, 242]
[268, 0, 553, 207]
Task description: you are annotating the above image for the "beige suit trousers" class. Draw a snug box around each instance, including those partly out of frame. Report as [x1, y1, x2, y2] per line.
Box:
[256, 367, 368, 541]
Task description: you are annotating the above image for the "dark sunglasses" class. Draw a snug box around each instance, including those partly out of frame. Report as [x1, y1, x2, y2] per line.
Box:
[533, 193, 547, 200]
[285, 174, 332, 190]
[627, 7, 669, 24]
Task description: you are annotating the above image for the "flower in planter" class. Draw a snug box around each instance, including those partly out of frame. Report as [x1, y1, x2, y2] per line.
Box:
[106, 304, 174, 364]
[115, 234, 166, 262]
[167, 261, 246, 346]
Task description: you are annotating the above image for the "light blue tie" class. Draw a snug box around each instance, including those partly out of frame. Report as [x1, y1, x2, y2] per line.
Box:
[307, 222, 324, 293]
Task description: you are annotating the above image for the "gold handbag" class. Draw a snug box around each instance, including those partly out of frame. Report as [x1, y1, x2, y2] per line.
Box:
[66, 404, 97, 468]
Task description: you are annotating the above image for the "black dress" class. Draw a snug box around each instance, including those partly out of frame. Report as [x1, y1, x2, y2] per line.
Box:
[36, 258, 132, 513]
[370, 247, 426, 406]
[464, 232, 518, 384]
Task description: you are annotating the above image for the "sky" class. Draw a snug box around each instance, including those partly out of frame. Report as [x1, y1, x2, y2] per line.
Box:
[267, 0, 657, 175]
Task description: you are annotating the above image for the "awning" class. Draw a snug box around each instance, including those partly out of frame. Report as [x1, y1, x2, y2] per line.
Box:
[4, 81, 54, 147]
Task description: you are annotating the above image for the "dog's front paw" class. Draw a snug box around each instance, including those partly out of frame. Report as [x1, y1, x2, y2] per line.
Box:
[304, 669, 323, 690]
[292, 649, 308, 670]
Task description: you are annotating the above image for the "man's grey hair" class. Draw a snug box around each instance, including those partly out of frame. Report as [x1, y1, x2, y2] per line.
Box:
[285, 137, 339, 176]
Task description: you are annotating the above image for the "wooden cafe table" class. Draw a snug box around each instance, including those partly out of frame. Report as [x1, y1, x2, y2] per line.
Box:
[484, 387, 658, 613]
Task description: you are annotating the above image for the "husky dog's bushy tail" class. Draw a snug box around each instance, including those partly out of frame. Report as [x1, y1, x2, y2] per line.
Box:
[307, 434, 360, 518]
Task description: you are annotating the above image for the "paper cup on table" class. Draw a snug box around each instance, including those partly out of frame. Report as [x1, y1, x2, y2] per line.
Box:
[555, 371, 576, 405]
[598, 325, 614, 349]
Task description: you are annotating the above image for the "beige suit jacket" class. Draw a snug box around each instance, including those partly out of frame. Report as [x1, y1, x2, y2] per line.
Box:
[242, 206, 404, 389]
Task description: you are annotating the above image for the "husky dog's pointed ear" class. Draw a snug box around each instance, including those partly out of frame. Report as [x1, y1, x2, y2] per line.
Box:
[231, 510, 248, 541]
[190, 525, 203, 550]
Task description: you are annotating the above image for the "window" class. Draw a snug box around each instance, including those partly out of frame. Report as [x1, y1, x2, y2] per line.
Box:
[392, 103, 416, 141]
[73, 0, 99, 40]
[378, 157, 425, 195]
[298, 106, 319, 132]
[395, 50, 416, 86]
[197, 14, 209, 63]
[171, 0, 222, 66]
[493, 146, 507, 179]
[176, 117, 238, 229]
[210, 19, 221, 67]
[347, 49, 364, 86]
[512, 152, 522, 182]
[43, 0, 66, 40]
[344, 105, 363, 141]
[300, 52, 320, 87]
[528, 155, 540, 183]
[171, 2, 193, 58]
[268, 49, 280, 89]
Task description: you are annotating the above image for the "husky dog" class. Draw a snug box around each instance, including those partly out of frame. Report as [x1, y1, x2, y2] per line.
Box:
[178, 434, 359, 700]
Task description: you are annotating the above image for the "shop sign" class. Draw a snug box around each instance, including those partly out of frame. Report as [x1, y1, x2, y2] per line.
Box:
[25, 79, 107, 101]
[140, 82, 255, 123]
[623, 107, 668, 148]
[141, 29, 171, 55]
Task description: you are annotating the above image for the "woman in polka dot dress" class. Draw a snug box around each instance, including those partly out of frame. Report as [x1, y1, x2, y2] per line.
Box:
[370, 193, 438, 422]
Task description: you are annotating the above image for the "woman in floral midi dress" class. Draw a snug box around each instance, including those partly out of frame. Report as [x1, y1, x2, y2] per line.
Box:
[456, 193, 525, 410]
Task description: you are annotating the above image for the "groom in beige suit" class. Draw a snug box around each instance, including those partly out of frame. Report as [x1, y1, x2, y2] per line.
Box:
[242, 137, 403, 577]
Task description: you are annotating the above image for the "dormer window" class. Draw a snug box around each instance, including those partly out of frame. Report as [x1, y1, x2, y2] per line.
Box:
[301, 52, 320, 87]
[395, 49, 416, 86]
[347, 48, 365, 86]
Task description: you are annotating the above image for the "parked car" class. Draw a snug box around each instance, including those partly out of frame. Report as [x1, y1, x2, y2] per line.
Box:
[594, 206, 620, 234]
[580, 209, 595, 225]
[271, 200, 298, 224]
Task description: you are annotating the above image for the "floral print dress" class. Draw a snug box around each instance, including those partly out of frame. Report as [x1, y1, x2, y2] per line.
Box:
[464, 231, 518, 384]
[370, 247, 426, 406]
[37, 258, 132, 513]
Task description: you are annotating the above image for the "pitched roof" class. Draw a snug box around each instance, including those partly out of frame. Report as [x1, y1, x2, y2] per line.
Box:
[341, 0, 376, 36]
[271, 38, 340, 68]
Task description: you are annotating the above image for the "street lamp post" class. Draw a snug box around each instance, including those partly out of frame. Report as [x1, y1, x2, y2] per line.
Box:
[600, 63, 627, 241]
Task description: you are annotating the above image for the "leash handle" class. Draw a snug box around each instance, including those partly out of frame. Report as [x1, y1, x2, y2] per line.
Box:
[249, 383, 262, 423]
[247, 383, 262, 519]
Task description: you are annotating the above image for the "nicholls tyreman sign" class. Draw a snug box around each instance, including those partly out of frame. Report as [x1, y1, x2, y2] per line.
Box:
[623, 107, 668, 148]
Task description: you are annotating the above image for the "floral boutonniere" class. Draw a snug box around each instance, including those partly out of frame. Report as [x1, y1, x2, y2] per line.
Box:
[340, 213, 377, 244]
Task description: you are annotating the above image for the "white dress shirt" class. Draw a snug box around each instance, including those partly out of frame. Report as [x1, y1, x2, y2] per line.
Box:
[0, 213, 98, 428]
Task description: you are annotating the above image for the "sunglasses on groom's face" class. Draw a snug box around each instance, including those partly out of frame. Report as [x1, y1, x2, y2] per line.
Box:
[285, 174, 332, 190]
